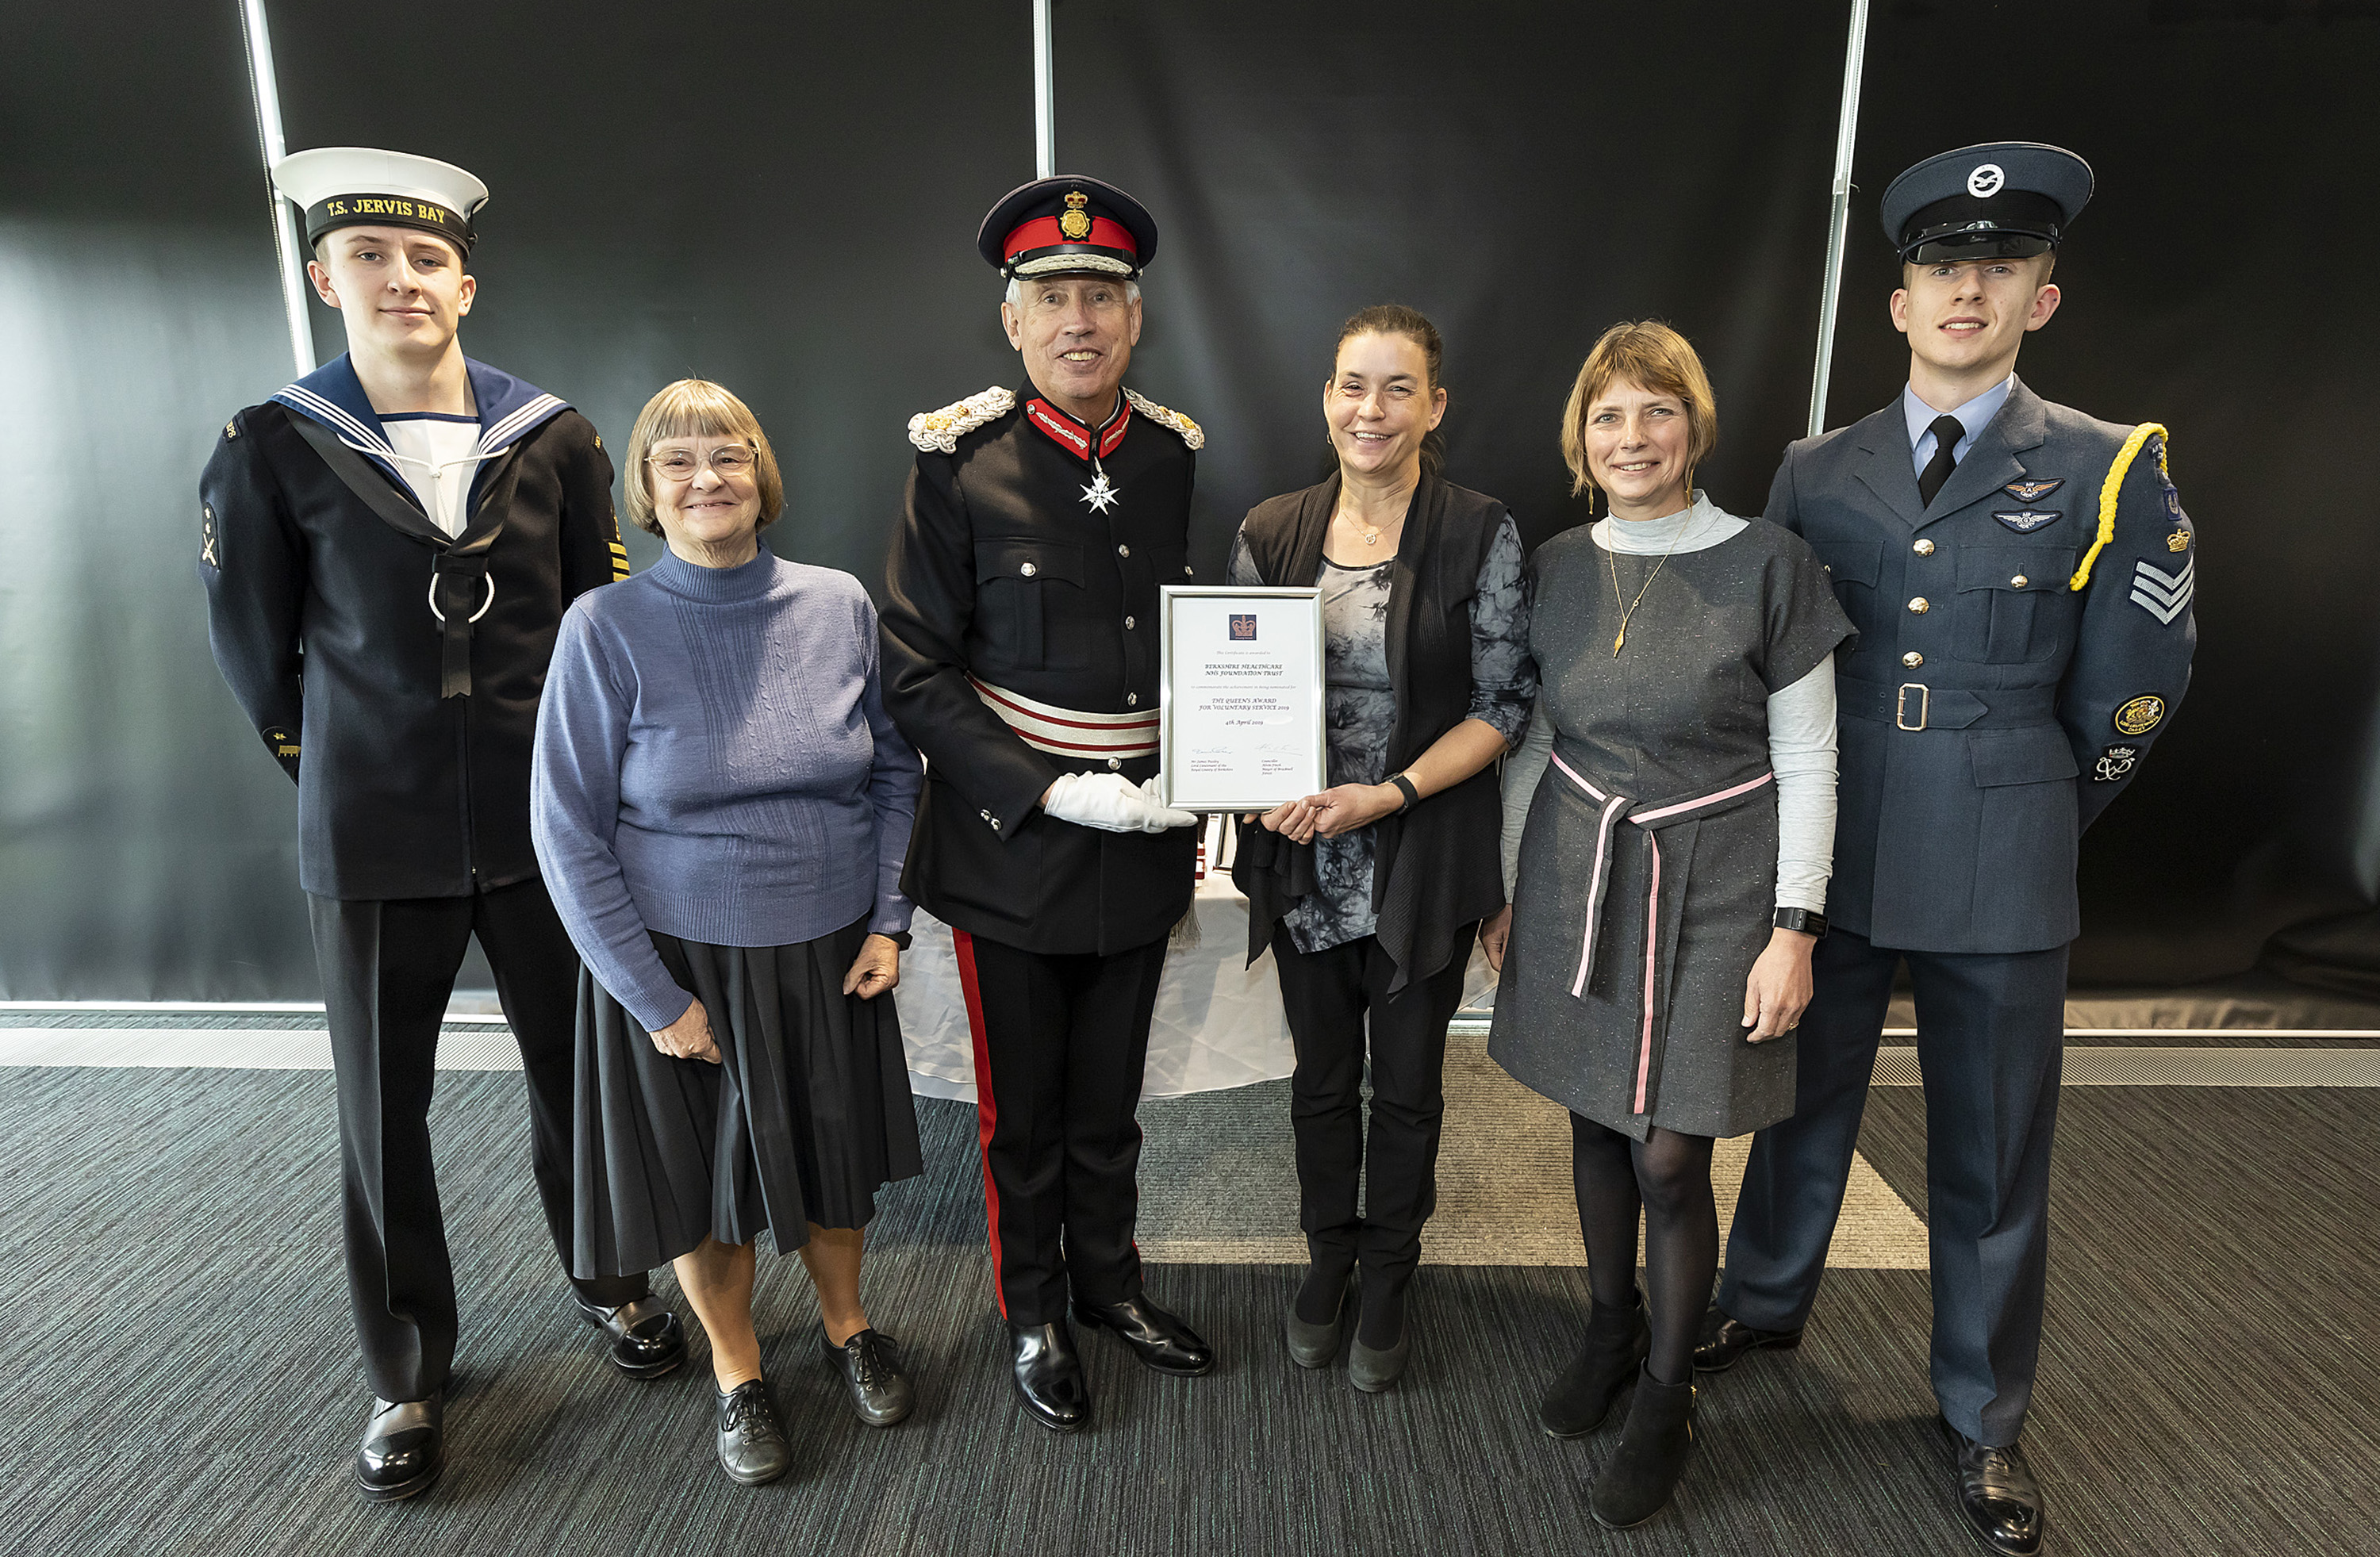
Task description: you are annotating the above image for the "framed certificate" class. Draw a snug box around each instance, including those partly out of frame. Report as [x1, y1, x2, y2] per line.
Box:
[1157, 585, 1327, 812]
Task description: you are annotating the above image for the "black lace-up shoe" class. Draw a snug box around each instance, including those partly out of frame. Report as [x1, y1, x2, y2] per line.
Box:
[1943, 1420, 2044, 1555]
[1073, 1294, 1215, 1376]
[714, 1379, 793, 1486]
[577, 1294, 688, 1379]
[355, 1393, 443, 1502]
[1691, 1303, 1802, 1373]
[823, 1328, 914, 1428]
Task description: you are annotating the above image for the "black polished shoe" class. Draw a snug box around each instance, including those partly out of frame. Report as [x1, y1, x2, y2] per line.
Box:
[1540, 1288, 1650, 1437]
[714, 1379, 793, 1486]
[577, 1294, 688, 1379]
[355, 1393, 443, 1502]
[1943, 1420, 2044, 1556]
[1691, 1303, 1802, 1373]
[1009, 1320, 1090, 1432]
[1073, 1294, 1216, 1376]
[823, 1328, 914, 1429]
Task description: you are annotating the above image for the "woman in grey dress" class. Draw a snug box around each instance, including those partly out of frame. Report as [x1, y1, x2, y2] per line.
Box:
[1230, 306, 1535, 1390]
[1485, 323, 1852, 1526]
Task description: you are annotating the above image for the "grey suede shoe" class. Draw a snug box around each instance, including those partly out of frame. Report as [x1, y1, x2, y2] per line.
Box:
[1348, 1330, 1411, 1393]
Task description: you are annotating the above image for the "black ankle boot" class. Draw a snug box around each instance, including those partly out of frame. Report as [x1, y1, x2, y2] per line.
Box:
[1539, 1288, 1650, 1438]
[1589, 1365, 1696, 1529]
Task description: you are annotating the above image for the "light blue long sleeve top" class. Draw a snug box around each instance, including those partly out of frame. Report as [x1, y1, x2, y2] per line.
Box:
[532, 546, 922, 1034]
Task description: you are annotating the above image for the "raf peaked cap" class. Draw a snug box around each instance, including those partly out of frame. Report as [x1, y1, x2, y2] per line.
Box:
[978, 175, 1158, 280]
[1880, 142, 2092, 263]
[273, 147, 489, 257]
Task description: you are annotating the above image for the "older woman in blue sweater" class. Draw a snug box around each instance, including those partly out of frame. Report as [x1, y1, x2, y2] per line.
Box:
[532, 379, 923, 1487]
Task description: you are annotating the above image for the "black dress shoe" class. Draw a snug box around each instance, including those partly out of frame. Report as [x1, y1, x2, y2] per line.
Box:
[1943, 1421, 2044, 1556]
[1691, 1303, 1802, 1373]
[714, 1379, 793, 1486]
[1540, 1288, 1650, 1437]
[1009, 1320, 1089, 1432]
[1073, 1294, 1216, 1376]
[1590, 1367, 1697, 1530]
[355, 1393, 443, 1502]
[1284, 1275, 1349, 1369]
[823, 1328, 914, 1428]
[577, 1294, 687, 1379]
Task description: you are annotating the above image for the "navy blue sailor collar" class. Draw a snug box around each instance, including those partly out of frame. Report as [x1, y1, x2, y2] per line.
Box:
[271, 353, 570, 508]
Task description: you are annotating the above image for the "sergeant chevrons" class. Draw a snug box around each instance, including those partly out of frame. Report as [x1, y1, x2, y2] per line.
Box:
[1768, 376, 2198, 952]
[881, 384, 1201, 956]
[199, 353, 627, 899]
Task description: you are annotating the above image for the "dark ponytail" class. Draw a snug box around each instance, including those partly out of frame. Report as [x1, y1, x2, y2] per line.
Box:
[1334, 303, 1446, 481]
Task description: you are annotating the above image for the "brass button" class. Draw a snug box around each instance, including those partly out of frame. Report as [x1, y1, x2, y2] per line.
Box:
[1914, 539, 1935, 556]
[1908, 597, 1930, 614]
[1902, 651, 1925, 669]
[1020, 561, 1038, 577]
[1117, 544, 1130, 558]
[2011, 573, 2029, 589]
[1126, 693, 1138, 707]
[1123, 615, 1136, 630]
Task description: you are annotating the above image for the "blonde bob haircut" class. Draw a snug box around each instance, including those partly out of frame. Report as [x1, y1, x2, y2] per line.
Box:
[1558, 320, 1721, 500]
[621, 378, 785, 535]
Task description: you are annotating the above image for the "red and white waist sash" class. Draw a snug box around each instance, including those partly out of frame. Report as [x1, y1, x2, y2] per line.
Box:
[971, 677, 1159, 759]
[1547, 750, 1774, 1115]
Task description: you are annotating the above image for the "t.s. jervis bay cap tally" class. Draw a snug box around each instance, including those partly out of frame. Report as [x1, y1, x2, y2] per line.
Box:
[272, 147, 489, 257]
[1881, 141, 2093, 263]
[977, 174, 1159, 280]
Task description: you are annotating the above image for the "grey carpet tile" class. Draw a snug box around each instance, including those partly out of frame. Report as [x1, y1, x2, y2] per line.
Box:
[3, 1071, 2377, 1555]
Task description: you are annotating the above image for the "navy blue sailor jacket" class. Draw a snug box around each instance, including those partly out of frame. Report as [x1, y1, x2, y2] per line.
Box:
[1771, 377, 2198, 953]
[198, 354, 628, 901]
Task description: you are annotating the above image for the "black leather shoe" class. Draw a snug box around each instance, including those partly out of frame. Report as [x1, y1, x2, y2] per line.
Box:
[355, 1393, 443, 1502]
[1691, 1303, 1802, 1373]
[577, 1294, 687, 1379]
[1347, 1330, 1411, 1394]
[1540, 1288, 1650, 1437]
[823, 1328, 914, 1428]
[714, 1379, 793, 1486]
[1943, 1420, 2044, 1556]
[1284, 1275, 1349, 1369]
[1073, 1294, 1215, 1376]
[1009, 1320, 1089, 1432]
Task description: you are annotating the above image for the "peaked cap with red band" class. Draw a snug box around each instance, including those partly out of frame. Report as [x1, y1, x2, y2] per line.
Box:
[977, 174, 1158, 281]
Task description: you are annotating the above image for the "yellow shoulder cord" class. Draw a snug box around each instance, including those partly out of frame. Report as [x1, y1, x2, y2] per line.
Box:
[2068, 422, 2169, 591]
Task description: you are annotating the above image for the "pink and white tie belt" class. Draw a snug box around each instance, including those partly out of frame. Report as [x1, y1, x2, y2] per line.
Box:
[1547, 750, 1775, 1115]
[971, 677, 1159, 759]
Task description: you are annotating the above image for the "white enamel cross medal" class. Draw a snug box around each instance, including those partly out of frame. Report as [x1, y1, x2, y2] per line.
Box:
[1080, 461, 1121, 515]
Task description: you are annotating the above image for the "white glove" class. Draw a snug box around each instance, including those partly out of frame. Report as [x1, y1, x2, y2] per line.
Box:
[1042, 773, 1200, 834]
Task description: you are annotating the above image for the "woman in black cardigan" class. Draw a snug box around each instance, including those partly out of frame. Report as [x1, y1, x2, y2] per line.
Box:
[1230, 305, 1535, 1389]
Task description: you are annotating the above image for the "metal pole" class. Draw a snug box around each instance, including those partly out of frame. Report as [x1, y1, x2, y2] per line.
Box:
[1806, 0, 1872, 437]
[239, 0, 315, 377]
[1032, 0, 1055, 177]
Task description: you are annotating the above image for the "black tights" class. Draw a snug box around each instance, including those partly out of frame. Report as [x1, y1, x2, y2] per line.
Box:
[1571, 1112, 1716, 1386]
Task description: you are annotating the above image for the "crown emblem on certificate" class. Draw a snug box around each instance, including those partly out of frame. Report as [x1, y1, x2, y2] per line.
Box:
[1058, 190, 1094, 242]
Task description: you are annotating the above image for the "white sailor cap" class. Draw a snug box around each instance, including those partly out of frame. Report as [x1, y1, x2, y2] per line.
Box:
[272, 147, 489, 257]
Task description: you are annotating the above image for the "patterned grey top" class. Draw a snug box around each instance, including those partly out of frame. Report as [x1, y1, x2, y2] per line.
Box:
[1228, 513, 1532, 953]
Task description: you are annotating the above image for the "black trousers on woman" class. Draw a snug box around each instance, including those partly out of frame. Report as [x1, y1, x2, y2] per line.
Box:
[1272, 924, 1477, 1292]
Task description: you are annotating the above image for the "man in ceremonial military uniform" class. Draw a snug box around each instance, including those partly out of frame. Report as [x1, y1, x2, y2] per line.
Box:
[1700, 144, 2197, 1555]
[880, 175, 1214, 1432]
[200, 148, 682, 1501]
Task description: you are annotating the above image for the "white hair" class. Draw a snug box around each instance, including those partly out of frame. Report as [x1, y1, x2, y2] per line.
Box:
[1004, 276, 1142, 309]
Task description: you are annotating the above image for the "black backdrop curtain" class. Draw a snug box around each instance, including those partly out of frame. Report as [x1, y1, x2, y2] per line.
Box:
[2, 1, 2374, 999]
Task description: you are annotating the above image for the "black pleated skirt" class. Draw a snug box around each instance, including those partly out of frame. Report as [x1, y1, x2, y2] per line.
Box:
[571, 917, 923, 1278]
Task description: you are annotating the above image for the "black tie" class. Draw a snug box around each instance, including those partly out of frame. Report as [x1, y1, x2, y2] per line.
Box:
[1917, 413, 1966, 508]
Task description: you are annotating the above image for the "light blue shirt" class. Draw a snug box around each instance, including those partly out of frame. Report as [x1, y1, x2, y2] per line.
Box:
[1903, 375, 2015, 476]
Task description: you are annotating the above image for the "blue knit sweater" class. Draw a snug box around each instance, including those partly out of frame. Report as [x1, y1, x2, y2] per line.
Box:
[532, 547, 922, 1033]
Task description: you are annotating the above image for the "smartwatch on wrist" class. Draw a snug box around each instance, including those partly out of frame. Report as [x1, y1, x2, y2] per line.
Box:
[1772, 907, 1827, 938]
[878, 929, 915, 950]
[1388, 773, 1420, 813]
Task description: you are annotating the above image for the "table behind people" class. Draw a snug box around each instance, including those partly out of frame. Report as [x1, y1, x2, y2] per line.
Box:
[197, 145, 681, 1506]
[1706, 142, 2198, 1557]
[878, 174, 1215, 1436]
[1227, 303, 1533, 1393]
[532, 378, 926, 1488]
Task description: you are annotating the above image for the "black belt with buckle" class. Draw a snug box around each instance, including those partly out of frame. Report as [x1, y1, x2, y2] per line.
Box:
[1837, 677, 2059, 732]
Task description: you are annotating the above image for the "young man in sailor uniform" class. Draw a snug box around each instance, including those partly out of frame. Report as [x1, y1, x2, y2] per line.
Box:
[1700, 143, 2198, 1555]
[198, 148, 683, 1501]
[880, 175, 1214, 1432]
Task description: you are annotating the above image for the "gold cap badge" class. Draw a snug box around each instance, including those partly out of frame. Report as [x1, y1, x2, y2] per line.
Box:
[1058, 190, 1093, 243]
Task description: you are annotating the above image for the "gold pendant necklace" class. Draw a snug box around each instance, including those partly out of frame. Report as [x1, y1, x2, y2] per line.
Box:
[1606, 505, 1691, 656]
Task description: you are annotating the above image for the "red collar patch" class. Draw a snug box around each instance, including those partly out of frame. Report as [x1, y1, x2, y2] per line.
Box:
[1024, 396, 1130, 462]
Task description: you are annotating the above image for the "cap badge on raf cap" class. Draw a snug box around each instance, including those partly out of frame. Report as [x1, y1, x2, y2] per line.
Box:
[1880, 141, 2093, 265]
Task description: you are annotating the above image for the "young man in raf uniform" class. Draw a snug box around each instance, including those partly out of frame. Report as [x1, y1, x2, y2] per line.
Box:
[880, 175, 1214, 1432]
[200, 148, 683, 1501]
[1702, 143, 2198, 1555]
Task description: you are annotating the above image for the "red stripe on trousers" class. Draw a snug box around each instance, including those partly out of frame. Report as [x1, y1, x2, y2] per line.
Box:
[950, 928, 1007, 1316]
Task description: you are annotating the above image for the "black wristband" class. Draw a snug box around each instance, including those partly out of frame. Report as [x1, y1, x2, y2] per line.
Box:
[1773, 907, 1828, 938]
[1389, 773, 1420, 812]
[877, 930, 914, 950]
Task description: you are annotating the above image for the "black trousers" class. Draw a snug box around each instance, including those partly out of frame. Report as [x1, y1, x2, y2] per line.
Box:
[1272, 924, 1477, 1283]
[1717, 926, 2067, 1446]
[953, 929, 1169, 1326]
[310, 877, 646, 1403]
